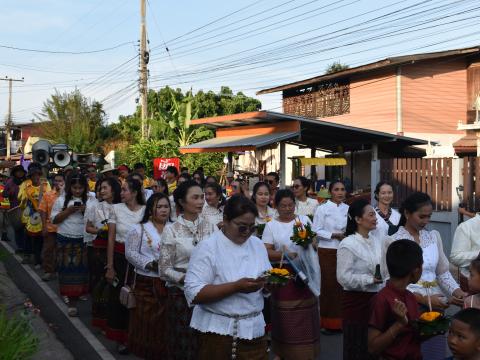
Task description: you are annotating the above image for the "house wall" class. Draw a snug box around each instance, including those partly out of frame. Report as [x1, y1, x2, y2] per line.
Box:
[401, 58, 467, 134]
[316, 70, 398, 133]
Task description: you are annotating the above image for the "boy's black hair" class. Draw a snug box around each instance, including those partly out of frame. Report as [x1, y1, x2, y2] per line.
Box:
[386, 239, 423, 278]
[453, 308, 480, 336]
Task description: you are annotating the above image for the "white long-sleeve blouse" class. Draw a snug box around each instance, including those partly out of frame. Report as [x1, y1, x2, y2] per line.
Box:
[391, 226, 459, 296]
[126, 221, 164, 277]
[159, 215, 216, 289]
[450, 215, 480, 277]
[337, 232, 387, 292]
[312, 200, 349, 249]
[184, 230, 271, 340]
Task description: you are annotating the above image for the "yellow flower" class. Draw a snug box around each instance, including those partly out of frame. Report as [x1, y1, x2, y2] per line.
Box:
[265, 216, 272, 223]
[298, 230, 307, 239]
[419, 311, 442, 322]
[269, 268, 290, 277]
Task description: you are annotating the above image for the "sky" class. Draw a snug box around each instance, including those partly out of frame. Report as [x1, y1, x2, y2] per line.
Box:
[1, 0, 479, 126]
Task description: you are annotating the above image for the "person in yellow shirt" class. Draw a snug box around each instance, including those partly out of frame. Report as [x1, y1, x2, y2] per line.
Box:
[86, 165, 97, 192]
[38, 173, 64, 281]
[0, 172, 10, 242]
[18, 163, 51, 265]
[133, 162, 154, 189]
[165, 165, 178, 194]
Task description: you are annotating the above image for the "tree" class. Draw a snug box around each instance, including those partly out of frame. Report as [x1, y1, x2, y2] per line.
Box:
[325, 61, 350, 74]
[36, 89, 106, 153]
[113, 86, 261, 173]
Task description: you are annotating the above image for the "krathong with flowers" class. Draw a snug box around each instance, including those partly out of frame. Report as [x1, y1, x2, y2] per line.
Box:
[263, 267, 292, 286]
[290, 219, 316, 248]
[414, 280, 450, 336]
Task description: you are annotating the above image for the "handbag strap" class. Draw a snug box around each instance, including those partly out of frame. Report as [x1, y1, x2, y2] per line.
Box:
[124, 224, 144, 288]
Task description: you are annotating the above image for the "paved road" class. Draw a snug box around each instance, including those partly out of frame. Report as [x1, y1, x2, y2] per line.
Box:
[1, 239, 342, 359]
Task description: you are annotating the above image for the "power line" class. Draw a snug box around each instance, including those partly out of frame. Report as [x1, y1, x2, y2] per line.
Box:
[0, 41, 135, 55]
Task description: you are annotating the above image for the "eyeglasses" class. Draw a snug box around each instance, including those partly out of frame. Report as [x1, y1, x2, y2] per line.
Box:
[233, 222, 257, 234]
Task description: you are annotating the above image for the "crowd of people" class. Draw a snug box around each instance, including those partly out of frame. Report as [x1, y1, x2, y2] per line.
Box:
[1, 162, 480, 360]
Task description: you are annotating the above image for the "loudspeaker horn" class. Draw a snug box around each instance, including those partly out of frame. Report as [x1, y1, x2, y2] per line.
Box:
[32, 140, 52, 167]
[52, 144, 71, 168]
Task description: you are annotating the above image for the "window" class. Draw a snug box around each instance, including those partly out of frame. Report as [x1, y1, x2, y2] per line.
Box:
[283, 80, 350, 118]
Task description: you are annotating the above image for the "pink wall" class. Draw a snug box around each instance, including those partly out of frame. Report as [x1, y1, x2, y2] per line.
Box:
[402, 58, 466, 134]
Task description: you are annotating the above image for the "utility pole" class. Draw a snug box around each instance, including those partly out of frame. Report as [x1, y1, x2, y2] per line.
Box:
[1, 76, 24, 160]
[139, 0, 149, 139]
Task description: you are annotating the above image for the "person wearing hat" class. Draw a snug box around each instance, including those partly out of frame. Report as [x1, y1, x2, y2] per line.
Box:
[18, 163, 51, 265]
[117, 165, 130, 185]
[3, 165, 27, 251]
[86, 165, 97, 192]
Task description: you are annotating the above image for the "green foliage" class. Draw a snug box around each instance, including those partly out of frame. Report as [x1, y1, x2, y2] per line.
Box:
[325, 61, 350, 74]
[0, 307, 38, 359]
[181, 153, 226, 177]
[36, 89, 106, 153]
[113, 86, 260, 174]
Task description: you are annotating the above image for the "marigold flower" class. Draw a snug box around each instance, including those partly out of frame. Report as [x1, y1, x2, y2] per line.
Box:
[419, 311, 441, 322]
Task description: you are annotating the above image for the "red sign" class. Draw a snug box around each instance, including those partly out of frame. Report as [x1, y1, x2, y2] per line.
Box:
[153, 157, 180, 179]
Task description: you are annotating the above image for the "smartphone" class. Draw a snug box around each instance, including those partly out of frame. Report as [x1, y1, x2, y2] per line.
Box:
[74, 201, 82, 207]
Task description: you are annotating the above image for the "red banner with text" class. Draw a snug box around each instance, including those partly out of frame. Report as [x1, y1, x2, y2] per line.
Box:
[153, 157, 180, 179]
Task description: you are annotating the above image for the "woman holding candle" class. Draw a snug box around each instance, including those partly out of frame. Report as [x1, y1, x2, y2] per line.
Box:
[185, 194, 271, 360]
[262, 189, 321, 359]
[313, 180, 349, 333]
[337, 199, 386, 360]
[391, 192, 467, 360]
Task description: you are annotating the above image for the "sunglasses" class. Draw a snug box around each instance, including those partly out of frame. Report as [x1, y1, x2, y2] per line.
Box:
[235, 223, 257, 234]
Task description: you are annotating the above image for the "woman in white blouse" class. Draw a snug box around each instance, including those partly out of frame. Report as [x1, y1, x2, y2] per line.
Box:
[293, 176, 318, 218]
[201, 182, 225, 228]
[105, 176, 146, 354]
[251, 181, 275, 230]
[373, 181, 400, 237]
[337, 199, 385, 360]
[159, 180, 216, 360]
[263, 189, 321, 360]
[392, 192, 467, 360]
[312, 180, 349, 332]
[125, 193, 171, 359]
[51, 172, 93, 317]
[185, 194, 271, 360]
[85, 178, 121, 331]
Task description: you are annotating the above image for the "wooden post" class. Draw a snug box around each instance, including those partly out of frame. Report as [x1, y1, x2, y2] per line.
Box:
[371, 144, 380, 205]
[280, 142, 287, 188]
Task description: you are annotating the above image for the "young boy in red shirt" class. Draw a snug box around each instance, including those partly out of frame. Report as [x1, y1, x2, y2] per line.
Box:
[368, 239, 423, 359]
[446, 308, 480, 360]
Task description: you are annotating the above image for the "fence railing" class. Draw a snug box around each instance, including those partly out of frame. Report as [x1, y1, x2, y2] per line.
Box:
[462, 157, 480, 211]
[380, 158, 452, 211]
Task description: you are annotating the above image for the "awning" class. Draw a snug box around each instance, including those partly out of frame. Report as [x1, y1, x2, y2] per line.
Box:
[300, 157, 347, 166]
[180, 131, 299, 154]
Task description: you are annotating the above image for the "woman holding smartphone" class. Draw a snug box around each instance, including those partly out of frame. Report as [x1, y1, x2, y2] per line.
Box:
[105, 176, 146, 354]
[51, 171, 93, 317]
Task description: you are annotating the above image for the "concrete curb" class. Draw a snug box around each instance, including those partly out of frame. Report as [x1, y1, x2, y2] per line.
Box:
[0, 241, 115, 360]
